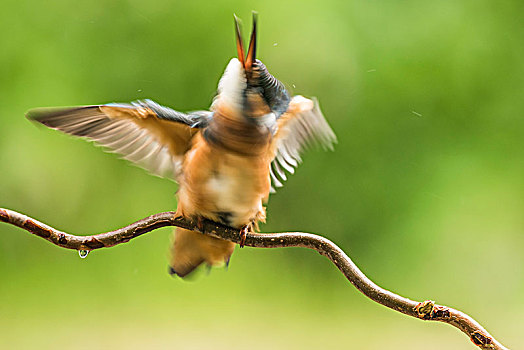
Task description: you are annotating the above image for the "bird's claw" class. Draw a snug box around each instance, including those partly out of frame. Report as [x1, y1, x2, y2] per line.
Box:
[239, 225, 249, 248]
[196, 216, 205, 233]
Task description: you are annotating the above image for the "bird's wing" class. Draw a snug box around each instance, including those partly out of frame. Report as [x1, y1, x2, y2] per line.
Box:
[27, 99, 211, 180]
[269, 95, 336, 192]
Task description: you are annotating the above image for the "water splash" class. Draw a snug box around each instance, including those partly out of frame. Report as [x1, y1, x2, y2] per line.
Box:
[78, 250, 90, 259]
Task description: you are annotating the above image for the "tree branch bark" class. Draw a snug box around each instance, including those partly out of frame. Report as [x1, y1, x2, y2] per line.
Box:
[0, 207, 508, 350]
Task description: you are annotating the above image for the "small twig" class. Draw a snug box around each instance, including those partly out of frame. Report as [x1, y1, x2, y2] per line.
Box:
[0, 207, 508, 350]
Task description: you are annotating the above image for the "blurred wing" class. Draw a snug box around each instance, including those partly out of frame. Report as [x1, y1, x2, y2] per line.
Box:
[270, 95, 336, 192]
[27, 99, 211, 180]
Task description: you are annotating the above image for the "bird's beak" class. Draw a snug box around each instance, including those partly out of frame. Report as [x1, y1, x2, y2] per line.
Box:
[245, 13, 257, 72]
[234, 14, 246, 68]
[234, 13, 257, 73]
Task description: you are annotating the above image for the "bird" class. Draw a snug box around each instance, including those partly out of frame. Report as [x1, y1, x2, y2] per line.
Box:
[27, 13, 336, 278]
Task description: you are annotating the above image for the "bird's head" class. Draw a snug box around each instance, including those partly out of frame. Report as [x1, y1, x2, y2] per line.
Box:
[212, 14, 290, 127]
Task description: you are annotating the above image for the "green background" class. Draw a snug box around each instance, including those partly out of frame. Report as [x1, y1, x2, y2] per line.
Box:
[1, 0, 522, 349]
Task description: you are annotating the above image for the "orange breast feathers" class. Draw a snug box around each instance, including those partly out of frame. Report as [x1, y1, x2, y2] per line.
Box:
[176, 130, 272, 229]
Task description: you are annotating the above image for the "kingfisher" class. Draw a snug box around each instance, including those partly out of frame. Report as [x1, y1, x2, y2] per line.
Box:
[27, 14, 336, 277]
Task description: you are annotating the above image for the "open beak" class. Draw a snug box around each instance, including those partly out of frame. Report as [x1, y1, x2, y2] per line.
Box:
[234, 14, 246, 68]
[234, 12, 257, 73]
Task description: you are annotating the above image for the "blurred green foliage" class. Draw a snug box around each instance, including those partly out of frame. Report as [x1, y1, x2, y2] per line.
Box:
[1, 0, 523, 349]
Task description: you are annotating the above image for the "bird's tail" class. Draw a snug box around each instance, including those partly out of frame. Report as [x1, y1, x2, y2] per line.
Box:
[169, 227, 235, 277]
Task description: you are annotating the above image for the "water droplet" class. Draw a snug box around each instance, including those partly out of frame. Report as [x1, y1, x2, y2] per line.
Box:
[78, 250, 89, 259]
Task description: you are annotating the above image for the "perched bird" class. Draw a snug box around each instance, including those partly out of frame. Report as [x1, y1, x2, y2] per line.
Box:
[27, 14, 336, 277]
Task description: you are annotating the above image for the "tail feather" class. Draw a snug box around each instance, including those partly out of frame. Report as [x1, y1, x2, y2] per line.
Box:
[169, 227, 235, 278]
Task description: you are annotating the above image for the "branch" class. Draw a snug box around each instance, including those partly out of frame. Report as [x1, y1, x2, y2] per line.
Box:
[0, 207, 508, 350]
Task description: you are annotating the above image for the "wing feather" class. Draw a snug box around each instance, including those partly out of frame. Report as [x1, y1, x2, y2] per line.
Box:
[27, 100, 210, 180]
[270, 95, 336, 190]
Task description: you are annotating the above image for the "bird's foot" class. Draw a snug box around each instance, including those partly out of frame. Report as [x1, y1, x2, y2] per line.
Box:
[239, 225, 250, 248]
[195, 216, 205, 233]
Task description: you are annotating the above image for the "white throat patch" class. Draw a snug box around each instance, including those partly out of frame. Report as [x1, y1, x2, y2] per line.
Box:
[212, 58, 246, 112]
